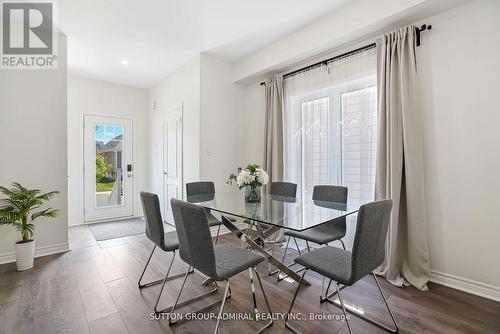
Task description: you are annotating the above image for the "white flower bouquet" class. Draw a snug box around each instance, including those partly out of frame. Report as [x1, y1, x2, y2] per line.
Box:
[227, 163, 269, 202]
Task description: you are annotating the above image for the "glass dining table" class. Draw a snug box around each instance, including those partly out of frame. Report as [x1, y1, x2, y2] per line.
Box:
[186, 192, 360, 285]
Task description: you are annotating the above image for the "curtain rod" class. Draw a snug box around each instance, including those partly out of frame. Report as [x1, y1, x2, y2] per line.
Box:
[260, 24, 432, 86]
[283, 43, 376, 80]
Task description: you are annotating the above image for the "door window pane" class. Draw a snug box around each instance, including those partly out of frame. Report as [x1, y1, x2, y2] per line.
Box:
[95, 124, 124, 207]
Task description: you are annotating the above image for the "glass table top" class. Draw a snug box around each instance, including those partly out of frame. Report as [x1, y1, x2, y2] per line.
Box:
[186, 192, 360, 232]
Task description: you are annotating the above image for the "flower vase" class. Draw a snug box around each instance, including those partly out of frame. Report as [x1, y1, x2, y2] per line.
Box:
[245, 186, 261, 203]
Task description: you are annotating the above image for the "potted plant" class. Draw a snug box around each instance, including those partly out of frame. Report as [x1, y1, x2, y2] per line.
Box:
[0, 183, 60, 271]
[228, 164, 269, 203]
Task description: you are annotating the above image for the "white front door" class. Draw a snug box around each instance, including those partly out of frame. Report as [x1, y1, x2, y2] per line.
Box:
[84, 115, 134, 222]
[162, 106, 183, 222]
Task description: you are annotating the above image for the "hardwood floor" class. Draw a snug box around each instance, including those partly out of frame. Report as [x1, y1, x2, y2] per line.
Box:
[1, 226, 499, 334]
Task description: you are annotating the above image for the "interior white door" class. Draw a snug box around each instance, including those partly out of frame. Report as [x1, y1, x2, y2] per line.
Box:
[162, 106, 183, 222]
[84, 115, 134, 222]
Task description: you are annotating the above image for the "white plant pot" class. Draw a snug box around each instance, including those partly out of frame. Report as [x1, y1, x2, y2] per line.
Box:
[15, 240, 35, 271]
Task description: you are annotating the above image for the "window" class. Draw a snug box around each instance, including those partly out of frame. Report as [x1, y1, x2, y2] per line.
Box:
[284, 48, 377, 218]
[301, 97, 331, 200]
[341, 86, 377, 204]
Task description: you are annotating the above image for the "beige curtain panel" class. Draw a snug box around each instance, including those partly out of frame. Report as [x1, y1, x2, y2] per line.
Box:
[375, 25, 430, 291]
[263, 74, 284, 189]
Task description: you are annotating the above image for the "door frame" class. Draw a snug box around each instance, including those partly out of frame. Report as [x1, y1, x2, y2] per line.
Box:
[83, 114, 135, 223]
[162, 103, 183, 220]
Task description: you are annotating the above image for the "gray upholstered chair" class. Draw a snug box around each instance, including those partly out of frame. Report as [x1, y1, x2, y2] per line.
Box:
[185, 181, 235, 244]
[169, 199, 273, 333]
[269, 181, 297, 197]
[285, 199, 398, 334]
[277, 185, 348, 286]
[138, 192, 192, 313]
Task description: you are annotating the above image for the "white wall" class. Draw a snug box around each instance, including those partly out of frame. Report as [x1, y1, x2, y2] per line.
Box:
[199, 54, 246, 193]
[0, 34, 69, 261]
[417, 0, 500, 289]
[148, 54, 247, 197]
[238, 0, 500, 298]
[67, 75, 149, 225]
[148, 56, 201, 201]
[243, 83, 266, 165]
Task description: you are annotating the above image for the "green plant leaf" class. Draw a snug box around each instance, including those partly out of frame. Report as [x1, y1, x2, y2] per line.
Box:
[0, 183, 59, 240]
[32, 208, 60, 221]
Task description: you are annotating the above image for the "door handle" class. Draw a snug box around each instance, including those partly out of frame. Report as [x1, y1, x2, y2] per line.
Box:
[163, 171, 167, 175]
[127, 174, 133, 178]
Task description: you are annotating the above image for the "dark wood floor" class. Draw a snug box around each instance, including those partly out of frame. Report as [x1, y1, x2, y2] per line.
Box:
[1, 226, 499, 334]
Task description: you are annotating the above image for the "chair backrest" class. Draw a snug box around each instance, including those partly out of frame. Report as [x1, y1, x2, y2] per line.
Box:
[140, 192, 165, 248]
[170, 198, 217, 278]
[186, 181, 215, 196]
[269, 182, 297, 197]
[312, 185, 348, 203]
[350, 199, 393, 283]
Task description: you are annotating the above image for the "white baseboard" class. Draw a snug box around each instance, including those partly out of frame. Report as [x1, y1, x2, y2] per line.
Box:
[0, 242, 70, 265]
[430, 269, 500, 302]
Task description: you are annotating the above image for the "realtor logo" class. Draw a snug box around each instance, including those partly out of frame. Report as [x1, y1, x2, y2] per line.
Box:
[1, 0, 58, 69]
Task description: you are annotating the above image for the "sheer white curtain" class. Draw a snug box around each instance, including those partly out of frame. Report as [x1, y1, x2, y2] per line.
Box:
[284, 48, 377, 220]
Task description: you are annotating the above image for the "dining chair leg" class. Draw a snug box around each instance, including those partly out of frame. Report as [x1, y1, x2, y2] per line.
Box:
[168, 267, 190, 324]
[285, 270, 307, 334]
[166, 269, 231, 326]
[249, 268, 258, 314]
[138, 245, 162, 288]
[372, 272, 399, 333]
[293, 237, 303, 256]
[252, 267, 274, 333]
[214, 280, 231, 334]
[276, 237, 307, 281]
[319, 239, 345, 299]
[139, 246, 194, 290]
[336, 283, 353, 334]
[320, 282, 346, 302]
[322, 274, 399, 333]
[270, 237, 300, 282]
[214, 224, 221, 245]
[154, 251, 176, 313]
[321, 275, 333, 301]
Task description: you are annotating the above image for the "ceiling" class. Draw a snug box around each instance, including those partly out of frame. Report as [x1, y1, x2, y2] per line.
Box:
[59, 0, 351, 88]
